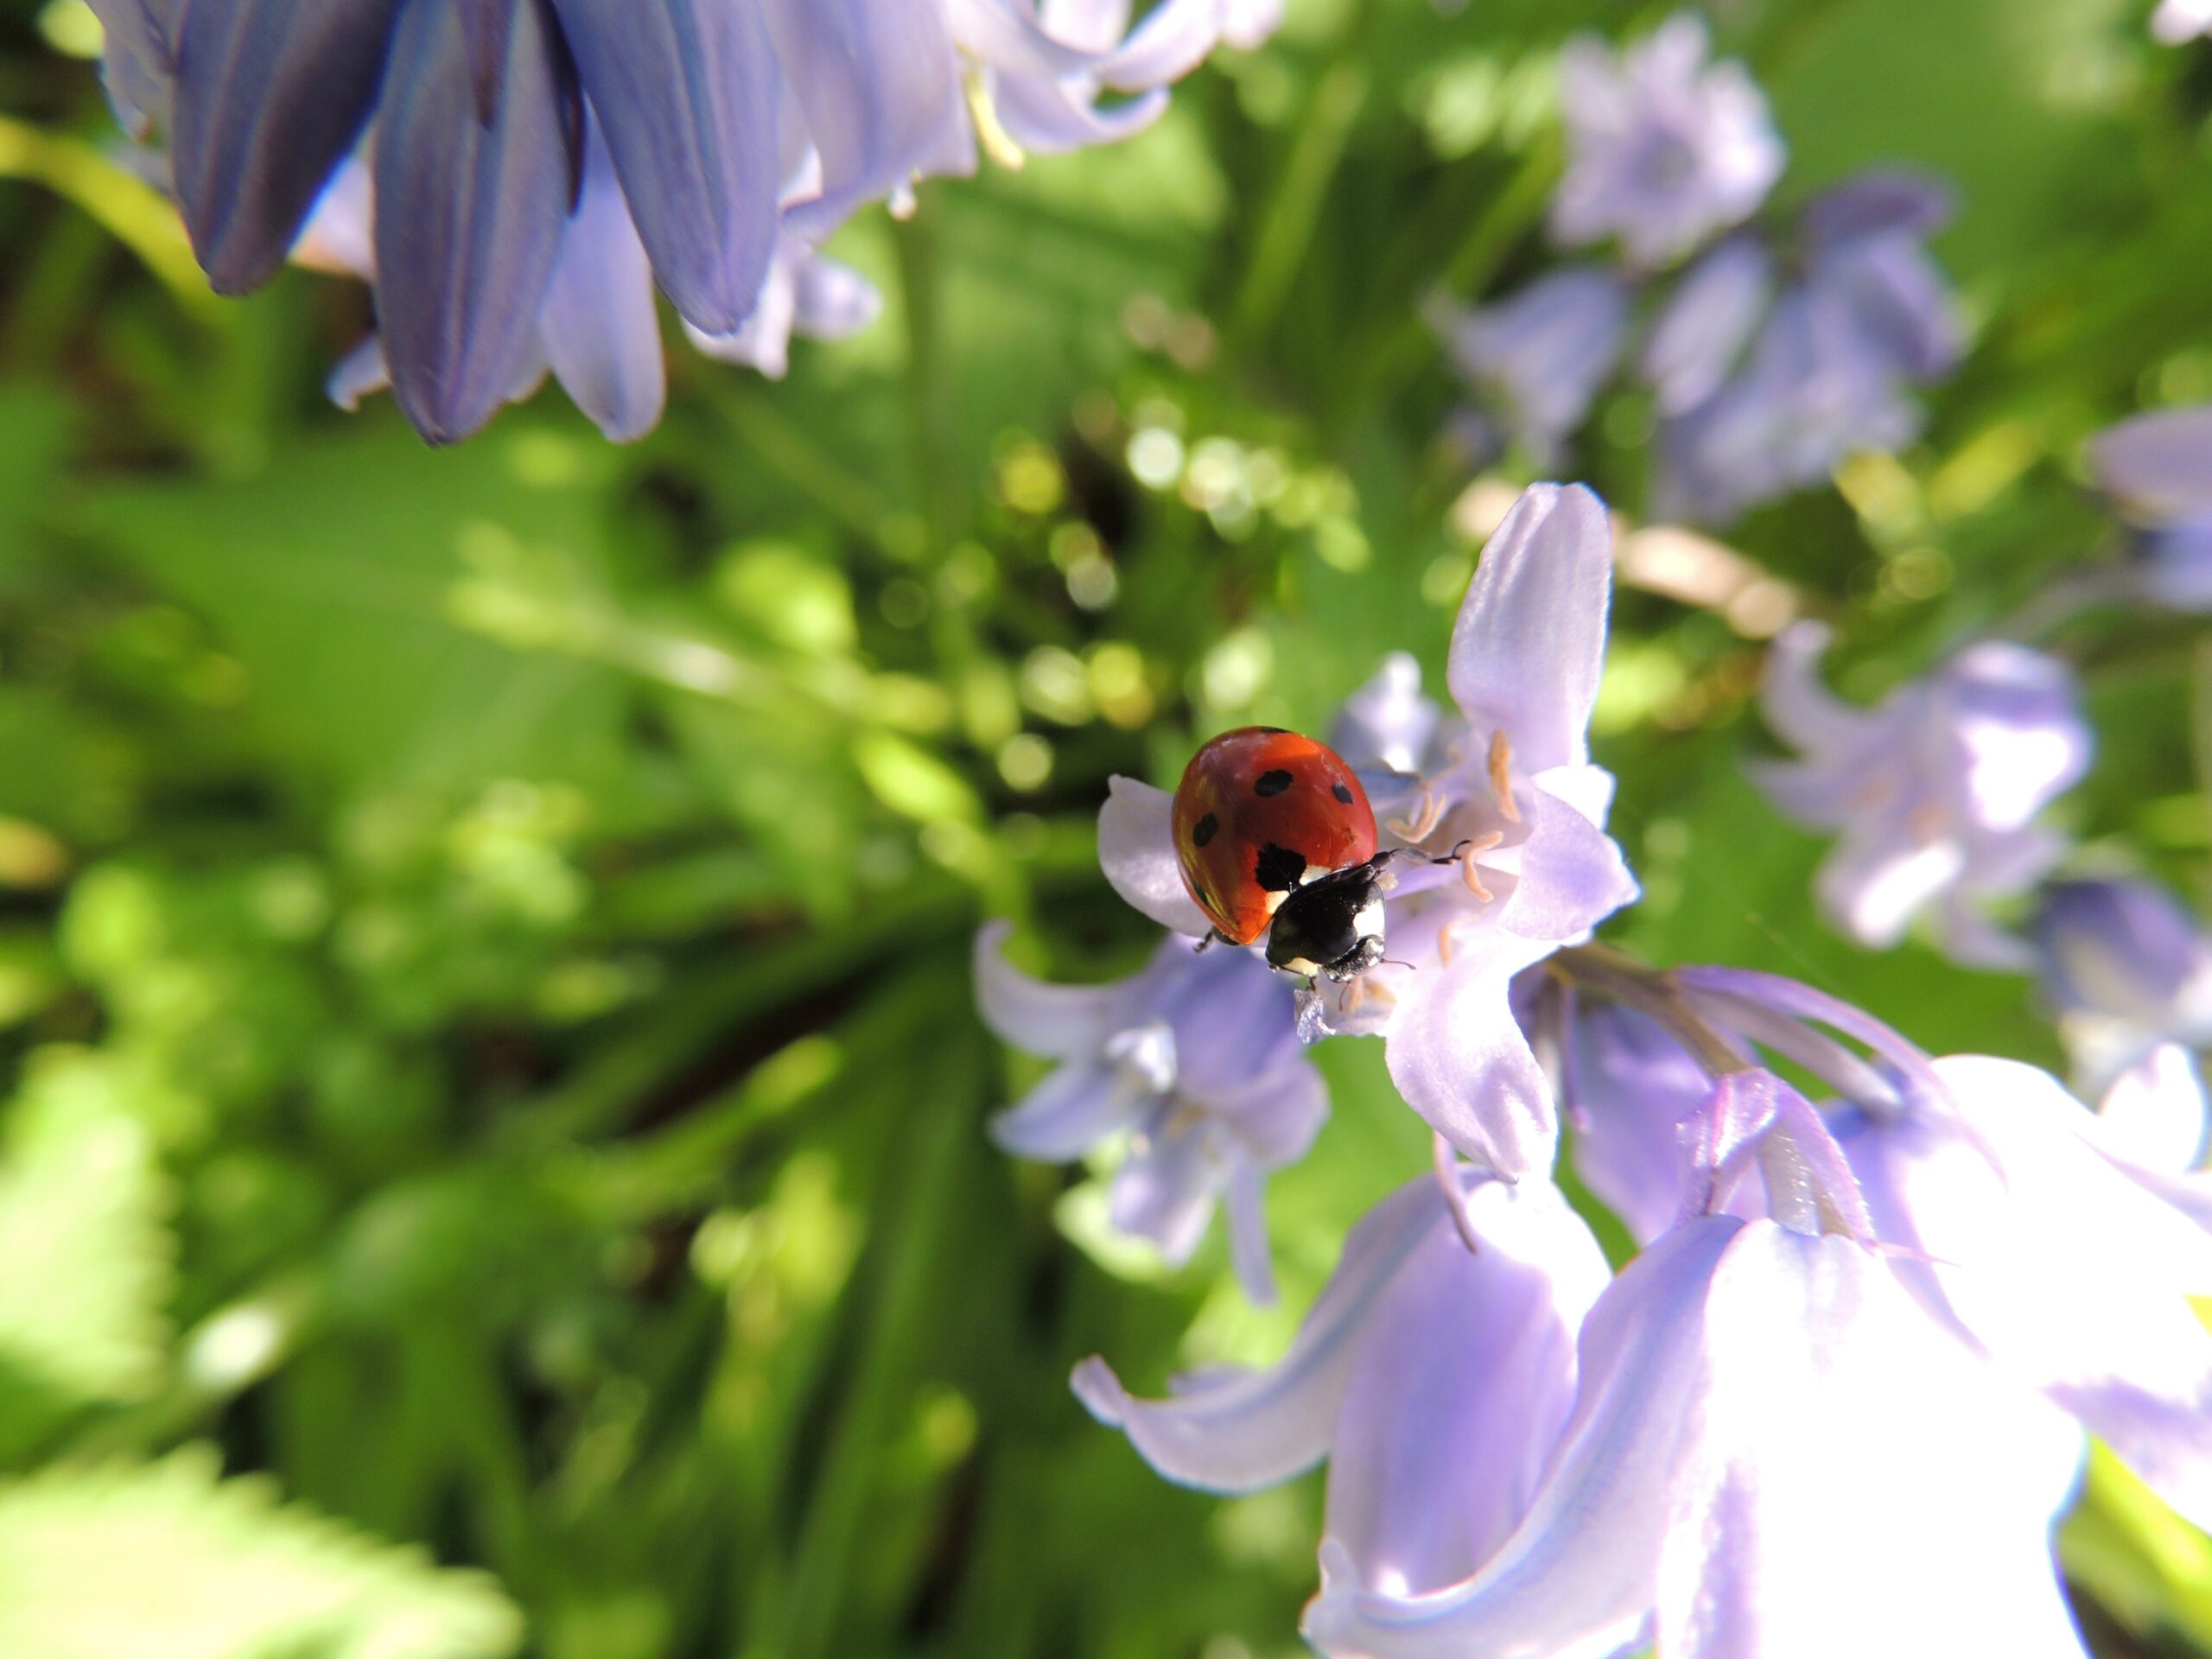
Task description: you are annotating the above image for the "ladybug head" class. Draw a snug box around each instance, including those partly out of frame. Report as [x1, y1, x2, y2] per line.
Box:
[1265, 855, 1390, 982]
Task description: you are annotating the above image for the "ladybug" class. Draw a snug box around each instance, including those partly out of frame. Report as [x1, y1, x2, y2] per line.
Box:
[1171, 727, 1401, 982]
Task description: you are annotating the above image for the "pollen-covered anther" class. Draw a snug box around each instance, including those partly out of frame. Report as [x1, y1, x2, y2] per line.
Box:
[1488, 730, 1521, 823]
[1387, 786, 1449, 846]
[1459, 831, 1504, 901]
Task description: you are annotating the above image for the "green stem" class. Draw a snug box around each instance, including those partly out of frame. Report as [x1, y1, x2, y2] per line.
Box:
[892, 201, 967, 554]
[1552, 941, 1751, 1077]
[1230, 54, 1372, 347]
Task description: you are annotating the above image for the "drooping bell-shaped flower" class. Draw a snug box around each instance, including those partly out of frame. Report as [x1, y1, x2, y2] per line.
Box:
[976, 922, 1325, 1303]
[2089, 404, 2212, 610]
[1431, 267, 1631, 467]
[1649, 171, 1963, 524]
[1549, 13, 1784, 269]
[1074, 1171, 1611, 1599]
[1751, 622, 2089, 967]
[2033, 877, 2212, 1093]
[1097, 484, 1638, 1179]
[1305, 1068, 2095, 1659]
[92, 0, 1262, 444]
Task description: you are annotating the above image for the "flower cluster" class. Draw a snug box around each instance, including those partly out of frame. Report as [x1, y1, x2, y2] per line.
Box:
[87, 0, 1272, 442]
[1751, 621, 2090, 967]
[1437, 15, 1962, 524]
[978, 479, 2212, 1657]
[2092, 404, 2212, 611]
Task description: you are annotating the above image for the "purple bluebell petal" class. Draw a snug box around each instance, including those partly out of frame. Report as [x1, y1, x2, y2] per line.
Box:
[768, 0, 975, 238]
[1848, 1057, 2212, 1529]
[1565, 1003, 1708, 1243]
[1329, 653, 1440, 781]
[1434, 269, 1630, 462]
[2096, 1045, 2209, 1177]
[989, 75, 1170, 155]
[539, 115, 665, 443]
[373, 0, 571, 444]
[1304, 1217, 1740, 1659]
[1494, 788, 1640, 943]
[1547, 14, 1783, 269]
[1640, 235, 1774, 416]
[1072, 1175, 1449, 1491]
[1109, 1114, 1222, 1264]
[1220, 0, 1281, 48]
[1095, 0, 1221, 91]
[973, 923, 1135, 1060]
[172, 0, 404, 293]
[550, 0, 780, 336]
[1382, 925, 1560, 1179]
[2138, 519, 2212, 610]
[2091, 404, 2212, 521]
[1757, 623, 1885, 761]
[88, 0, 180, 138]
[1324, 1179, 1609, 1598]
[2034, 878, 2203, 1026]
[1674, 965, 1947, 1106]
[1224, 1160, 1277, 1305]
[1099, 776, 1211, 936]
[1946, 642, 2091, 832]
[1802, 168, 1956, 251]
[326, 333, 391, 411]
[946, 0, 1098, 76]
[791, 247, 881, 336]
[1446, 483, 1613, 777]
[458, 0, 518, 123]
[992, 1057, 1149, 1160]
[1812, 232, 1962, 381]
[1197, 1060, 1328, 1168]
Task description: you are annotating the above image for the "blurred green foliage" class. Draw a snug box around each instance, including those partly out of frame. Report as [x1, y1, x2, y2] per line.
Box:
[0, 0, 2208, 1655]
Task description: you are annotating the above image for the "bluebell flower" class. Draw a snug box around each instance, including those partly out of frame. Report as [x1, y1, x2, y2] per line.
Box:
[1751, 622, 2089, 966]
[93, 0, 1262, 443]
[975, 922, 1324, 1304]
[1074, 1171, 1611, 1600]
[1098, 485, 1638, 1179]
[1550, 13, 1784, 270]
[2091, 404, 2212, 610]
[2034, 877, 2212, 1094]
[1431, 267, 1631, 467]
[1650, 171, 1963, 524]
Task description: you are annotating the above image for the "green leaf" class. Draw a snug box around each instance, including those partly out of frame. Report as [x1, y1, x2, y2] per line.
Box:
[0, 1448, 523, 1659]
[0, 1055, 172, 1444]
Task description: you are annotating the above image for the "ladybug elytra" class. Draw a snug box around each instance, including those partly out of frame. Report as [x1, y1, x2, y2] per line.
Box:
[1169, 727, 1402, 982]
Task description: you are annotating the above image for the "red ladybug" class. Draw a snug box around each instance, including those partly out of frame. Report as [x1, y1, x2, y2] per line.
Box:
[1171, 727, 1398, 982]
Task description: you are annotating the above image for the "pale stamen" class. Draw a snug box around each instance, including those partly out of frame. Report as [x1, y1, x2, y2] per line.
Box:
[1387, 785, 1448, 846]
[1488, 730, 1520, 824]
[1459, 830, 1504, 901]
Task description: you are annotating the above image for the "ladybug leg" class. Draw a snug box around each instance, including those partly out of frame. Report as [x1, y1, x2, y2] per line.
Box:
[1192, 927, 1230, 955]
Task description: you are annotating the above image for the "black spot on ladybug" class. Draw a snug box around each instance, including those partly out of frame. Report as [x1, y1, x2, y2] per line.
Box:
[1192, 811, 1219, 848]
[1255, 842, 1307, 893]
[1255, 769, 1294, 798]
[1332, 782, 1354, 804]
[1254, 726, 1289, 734]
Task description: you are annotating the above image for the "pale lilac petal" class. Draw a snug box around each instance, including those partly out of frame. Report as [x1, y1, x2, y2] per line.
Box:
[1816, 828, 1965, 949]
[1197, 1060, 1328, 1167]
[1495, 790, 1639, 942]
[1946, 642, 2091, 834]
[540, 116, 666, 443]
[1100, 776, 1211, 936]
[1674, 965, 1947, 1108]
[326, 333, 390, 411]
[791, 247, 882, 337]
[992, 1058, 1150, 1160]
[1109, 1120, 1221, 1263]
[2091, 405, 2212, 521]
[1446, 483, 1613, 776]
[2097, 1044, 2209, 1176]
[1640, 236, 1774, 416]
[1436, 270, 1630, 461]
[290, 154, 374, 278]
[973, 922, 1132, 1058]
[1224, 1160, 1276, 1305]
[947, 0, 1100, 75]
[772, 0, 976, 235]
[2035, 878, 2206, 1027]
[1219, 0, 1281, 48]
[1758, 623, 1885, 754]
[1073, 1176, 1450, 1491]
[1095, 0, 1220, 90]
[1802, 169, 1955, 249]
[552, 0, 782, 336]
[1304, 1217, 1742, 1659]
[1383, 928, 1560, 1179]
[87, 0, 178, 139]
[1330, 653, 1441, 780]
[990, 75, 1169, 155]
[2153, 0, 2212, 41]
[1566, 1003, 1707, 1243]
[1325, 1179, 1610, 1598]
